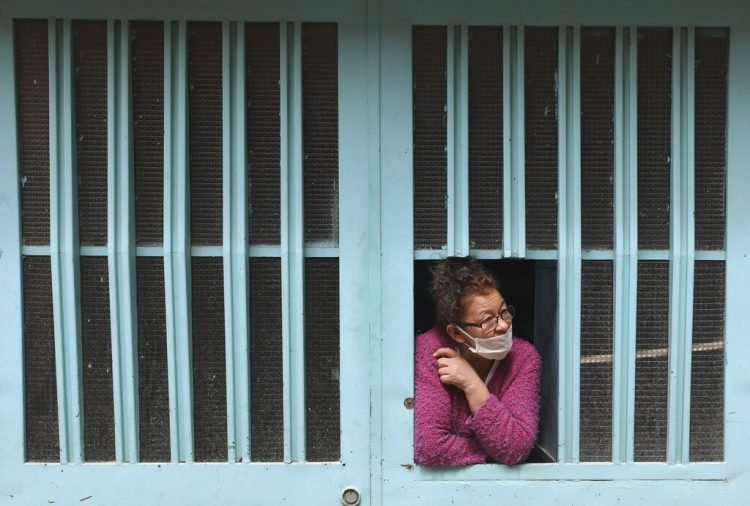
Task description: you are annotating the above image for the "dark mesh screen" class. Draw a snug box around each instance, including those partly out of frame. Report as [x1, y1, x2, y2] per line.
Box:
[74, 21, 109, 247]
[633, 260, 669, 461]
[15, 20, 50, 246]
[80, 256, 115, 461]
[302, 24, 339, 245]
[581, 28, 615, 250]
[637, 28, 671, 250]
[468, 26, 503, 250]
[191, 257, 227, 461]
[579, 261, 613, 461]
[413, 26, 447, 250]
[694, 30, 728, 251]
[525, 27, 558, 250]
[305, 258, 340, 461]
[690, 261, 725, 461]
[132, 21, 165, 246]
[247, 23, 281, 246]
[188, 22, 223, 246]
[23, 256, 59, 462]
[136, 257, 170, 462]
[249, 258, 283, 462]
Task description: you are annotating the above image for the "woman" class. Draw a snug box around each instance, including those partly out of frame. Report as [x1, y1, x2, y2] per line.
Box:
[414, 257, 541, 466]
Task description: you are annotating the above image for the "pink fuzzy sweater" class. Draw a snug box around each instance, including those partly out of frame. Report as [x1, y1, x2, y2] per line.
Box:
[414, 327, 542, 466]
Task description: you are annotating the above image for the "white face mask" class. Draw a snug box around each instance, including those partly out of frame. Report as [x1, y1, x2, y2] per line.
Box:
[456, 325, 513, 361]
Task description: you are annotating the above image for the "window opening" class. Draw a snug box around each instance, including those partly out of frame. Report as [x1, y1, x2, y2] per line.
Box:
[414, 259, 558, 463]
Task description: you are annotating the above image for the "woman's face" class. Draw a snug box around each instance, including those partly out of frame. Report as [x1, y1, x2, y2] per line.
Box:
[447, 288, 510, 345]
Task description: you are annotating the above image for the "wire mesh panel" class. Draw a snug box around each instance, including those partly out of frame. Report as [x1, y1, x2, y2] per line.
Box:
[22, 256, 59, 462]
[136, 257, 170, 462]
[695, 29, 728, 252]
[302, 23, 339, 245]
[80, 256, 115, 461]
[246, 23, 281, 246]
[581, 27, 615, 250]
[15, 20, 50, 247]
[188, 22, 223, 246]
[579, 261, 614, 462]
[413, 26, 447, 250]
[525, 27, 558, 250]
[249, 258, 283, 462]
[132, 21, 165, 247]
[633, 260, 669, 461]
[637, 28, 672, 251]
[304, 258, 340, 461]
[468, 26, 503, 250]
[191, 257, 227, 462]
[690, 261, 725, 461]
[74, 21, 108, 247]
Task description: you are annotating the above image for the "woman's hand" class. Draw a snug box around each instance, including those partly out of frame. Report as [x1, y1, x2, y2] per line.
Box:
[432, 348, 481, 391]
[433, 347, 491, 414]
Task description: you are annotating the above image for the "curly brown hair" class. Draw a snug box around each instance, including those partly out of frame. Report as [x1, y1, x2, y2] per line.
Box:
[430, 257, 498, 328]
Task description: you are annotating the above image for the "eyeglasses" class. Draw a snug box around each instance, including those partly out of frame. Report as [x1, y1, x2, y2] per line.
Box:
[460, 305, 515, 332]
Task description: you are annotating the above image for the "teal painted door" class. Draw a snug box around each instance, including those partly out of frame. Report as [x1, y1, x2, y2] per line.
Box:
[376, 0, 750, 504]
[0, 1, 373, 504]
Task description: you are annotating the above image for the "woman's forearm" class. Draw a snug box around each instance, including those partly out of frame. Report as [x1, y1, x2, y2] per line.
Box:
[463, 380, 491, 414]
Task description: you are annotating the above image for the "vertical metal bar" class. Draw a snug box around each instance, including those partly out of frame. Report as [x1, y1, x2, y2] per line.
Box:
[556, 25, 569, 462]
[446, 27, 455, 255]
[666, 25, 682, 465]
[681, 26, 696, 463]
[280, 21, 306, 462]
[222, 20, 250, 463]
[49, 18, 84, 465]
[515, 26, 526, 258]
[667, 26, 695, 464]
[279, 21, 291, 462]
[458, 25, 469, 256]
[163, 20, 193, 463]
[509, 26, 526, 257]
[289, 20, 306, 464]
[447, 25, 469, 257]
[502, 27, 513, 257]
[107, 19, 139, 463]
[612, 26, 639, 464]
[557, 26, 582, 463]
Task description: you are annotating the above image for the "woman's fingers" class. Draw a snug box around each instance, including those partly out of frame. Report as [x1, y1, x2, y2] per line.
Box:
[437, 362, 459, 385]
[433, 347, 457, 359]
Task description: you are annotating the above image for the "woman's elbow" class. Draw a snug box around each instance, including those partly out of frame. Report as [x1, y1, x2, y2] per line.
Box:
[414, 431, 447, 466]
[414, 444, 450, 466]
[493, 420, 538, 465]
